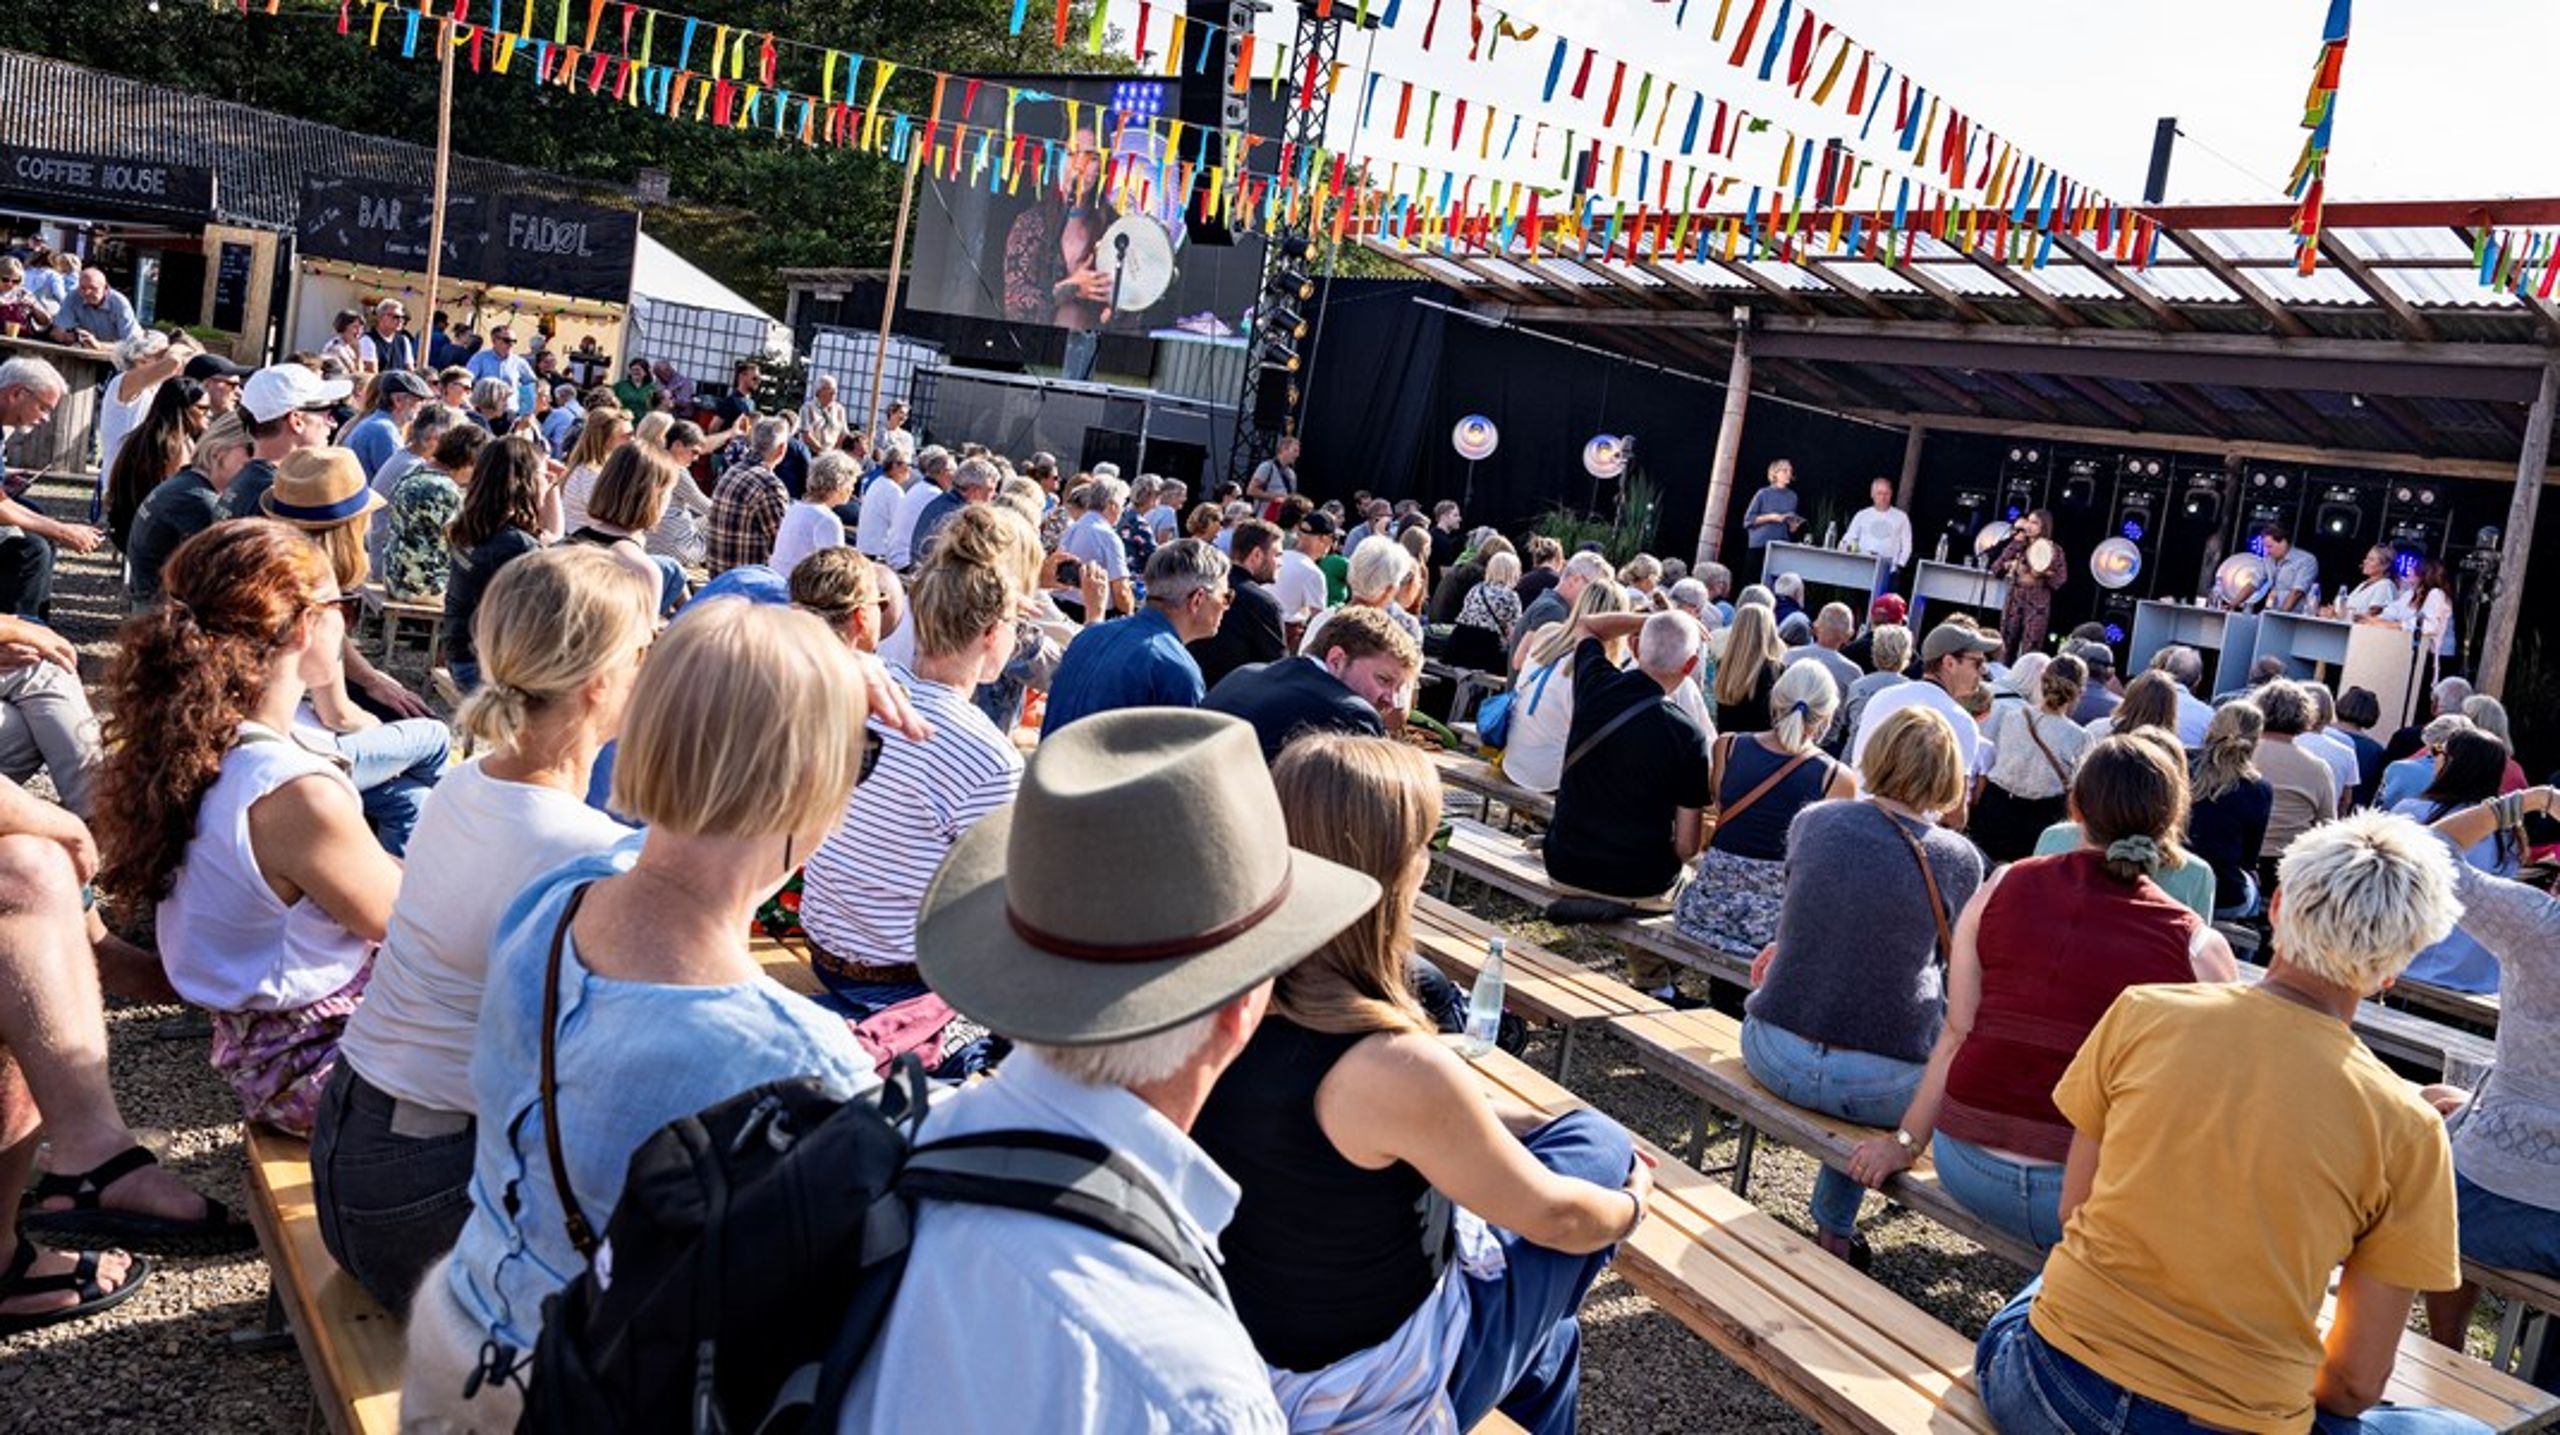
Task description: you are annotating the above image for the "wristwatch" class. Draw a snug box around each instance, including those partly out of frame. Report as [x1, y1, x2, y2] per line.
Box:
[1892, 1128, 1918, 1153]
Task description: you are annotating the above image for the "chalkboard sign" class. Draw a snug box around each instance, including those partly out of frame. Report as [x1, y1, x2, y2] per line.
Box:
[210, 241, 254, 334]
[296, 179, 637, 303]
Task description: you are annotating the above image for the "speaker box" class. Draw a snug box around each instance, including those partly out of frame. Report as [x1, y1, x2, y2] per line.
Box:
[1178, 0, 1251, 246]
[1252, 365, 1298, 431]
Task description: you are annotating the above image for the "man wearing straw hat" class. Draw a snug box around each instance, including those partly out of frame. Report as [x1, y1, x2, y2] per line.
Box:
[837, 709, 1380, 1433]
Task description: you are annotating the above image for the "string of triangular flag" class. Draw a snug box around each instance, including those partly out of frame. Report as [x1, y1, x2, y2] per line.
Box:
[2287, 0, 2350, 276]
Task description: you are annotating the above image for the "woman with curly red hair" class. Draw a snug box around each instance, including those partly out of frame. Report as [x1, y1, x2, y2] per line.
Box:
[93, 521, 403, 1135]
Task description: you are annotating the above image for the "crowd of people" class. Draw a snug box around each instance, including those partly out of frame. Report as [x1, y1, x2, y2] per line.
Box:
[0, 336, 2550, 1434]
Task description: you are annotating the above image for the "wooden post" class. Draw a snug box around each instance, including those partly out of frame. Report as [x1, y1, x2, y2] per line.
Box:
[418, 16, 456, 371]
[1896, 423, 1927, 509]
[866, 149, 921, 444]
[2477, 362, 2558, 696]
[1694, 306, 1753, 570]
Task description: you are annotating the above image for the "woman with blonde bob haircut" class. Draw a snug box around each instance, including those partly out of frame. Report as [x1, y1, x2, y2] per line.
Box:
[315, 547, 655, 1316]
[403, 600, 883, 1431]
[1743, 705, 1986, 1267]
[571, 440, 684, 614]
[1192, 734, 1653, 1430]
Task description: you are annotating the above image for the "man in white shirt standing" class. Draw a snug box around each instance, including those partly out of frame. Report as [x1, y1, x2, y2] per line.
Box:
[853, 446, 912, 561]
[838, 708, 1378, 1435]
[1842, 477, 1913, 593]
[1272, 510, 1336, 634]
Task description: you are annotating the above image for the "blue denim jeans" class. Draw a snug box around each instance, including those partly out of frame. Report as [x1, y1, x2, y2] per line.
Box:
[2214, 869, 2263, 922]
[309, 1064, 475, 1318]
[650, 554, 688, 617]
[1739, 1017, 1925, 1237]
[1446, 1108, 1636, 1435]
[2458, 1173, 2559, 1275]
[1933, 1132, 2068, 1254]
[1409, 955, 1467, 1035]
[333, 716, 453, 856]
[1979, 1279, 2491, 1434]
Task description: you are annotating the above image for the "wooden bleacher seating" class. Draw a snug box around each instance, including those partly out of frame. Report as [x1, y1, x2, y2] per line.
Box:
[1429, 752, 1554, 829]
[1465, 1043, 2000, 1434]
[357, 585, 443, 668]
[1430, 815, 2503, 1083]
[239, 1126, 403, 1435]
[1411, 895, 1666, 1080]
[1604, 1007, 2560, 1402]
[2390, 977, 2501, 1034]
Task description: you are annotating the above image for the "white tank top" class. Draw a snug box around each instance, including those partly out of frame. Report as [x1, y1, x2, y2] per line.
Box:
[96, 375, 160, 484]
[158, 724, 374, 1013]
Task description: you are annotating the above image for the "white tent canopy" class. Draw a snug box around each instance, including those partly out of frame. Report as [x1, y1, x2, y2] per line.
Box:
[624, 232, 792, 387]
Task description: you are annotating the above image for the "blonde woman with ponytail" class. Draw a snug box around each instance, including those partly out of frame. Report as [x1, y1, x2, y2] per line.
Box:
[1190, 734, 1652, 1428]
[313, 545, 654, 1317]
[1673, 659, 1855, 963]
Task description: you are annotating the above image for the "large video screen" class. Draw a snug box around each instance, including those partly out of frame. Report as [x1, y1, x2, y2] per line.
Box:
[907, 76, 1271, 338]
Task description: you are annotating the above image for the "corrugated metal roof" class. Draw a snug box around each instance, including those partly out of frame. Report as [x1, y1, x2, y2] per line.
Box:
[0, 47, 619, 229]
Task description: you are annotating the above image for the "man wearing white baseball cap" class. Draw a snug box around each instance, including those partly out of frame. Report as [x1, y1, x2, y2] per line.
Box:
[218, 365, 433, 723]
[218, 364, 351, 523]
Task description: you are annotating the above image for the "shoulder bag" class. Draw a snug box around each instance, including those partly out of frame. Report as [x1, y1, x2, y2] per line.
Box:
[1877, 808, 1955, 964]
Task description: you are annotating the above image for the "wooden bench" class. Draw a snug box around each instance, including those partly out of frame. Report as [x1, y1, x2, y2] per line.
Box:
[1410, 895, 1666, 1080]
[2389, 977, 2501, 1034]
[358, 585, 444, 667]
[1434, 816, 2502, 1083]
[240, 1125, 405, 1435]
[1430, 751, 1554, 829]
[1466, 1043, 1999, 1433]
[1606, 1007, 2560, 1408]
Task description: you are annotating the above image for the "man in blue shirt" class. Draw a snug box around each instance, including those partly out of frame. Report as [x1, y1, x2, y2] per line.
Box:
[338, 369, 429, 480]
[538, 382, 583, 457]
[1040, 540, 1231, 735]
[465, 324, 539, 417]
[46, 268, 136, 348]
[2249, 524, 2323, 614]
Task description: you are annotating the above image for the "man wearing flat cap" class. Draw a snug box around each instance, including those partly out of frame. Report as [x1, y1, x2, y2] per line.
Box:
[837, 709, 1379, 1433]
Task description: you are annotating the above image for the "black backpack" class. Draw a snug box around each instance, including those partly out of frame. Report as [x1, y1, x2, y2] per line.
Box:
[512, 887, 1221, 1435]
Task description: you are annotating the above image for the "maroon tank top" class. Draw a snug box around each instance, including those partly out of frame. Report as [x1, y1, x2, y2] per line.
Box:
[1939, 849, 2200, 1162]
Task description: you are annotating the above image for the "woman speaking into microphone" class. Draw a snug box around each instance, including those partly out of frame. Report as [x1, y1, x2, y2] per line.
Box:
[1990, 509, 2065, 661]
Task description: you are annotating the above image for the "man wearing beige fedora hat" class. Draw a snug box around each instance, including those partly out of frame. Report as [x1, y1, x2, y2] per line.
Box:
[259, 448, 450, 855]
[837, 709, 1380, 1433]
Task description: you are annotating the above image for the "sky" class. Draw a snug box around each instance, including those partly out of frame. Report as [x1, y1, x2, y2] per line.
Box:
[1127, 0, 2560, 211]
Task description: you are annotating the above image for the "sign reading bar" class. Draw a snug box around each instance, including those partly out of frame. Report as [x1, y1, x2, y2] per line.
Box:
[0, 146, 216, 219]
[296, 178, 638, 303]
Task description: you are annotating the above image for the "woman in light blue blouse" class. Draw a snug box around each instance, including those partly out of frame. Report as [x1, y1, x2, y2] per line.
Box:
[401, 599, 887, 1431]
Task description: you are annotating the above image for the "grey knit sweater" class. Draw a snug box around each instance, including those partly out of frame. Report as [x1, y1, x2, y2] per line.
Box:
[2445, 862, 2560, 1211]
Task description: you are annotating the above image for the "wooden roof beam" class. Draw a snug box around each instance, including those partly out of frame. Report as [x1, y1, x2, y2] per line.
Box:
[1958, 249, 2089, 329]
[1885, 259, 1999, 326]
[1695, 254, 1819, 317]
[2051, 234, 2194, 332]
[2318, 233, 2436, 342]
[2054, 373, 2150, 429]
[2159, 225, 2314, 339]
[1902, 365, 1989, 416]
[1974, 369, 2070, 424]
[1798, 259, 1901, 321]
[1833, 407, 2526, 483]
[2359, 392, 2448, 453]
[2256, 387, 2345, 448]
[2150, 382, 2238, 439]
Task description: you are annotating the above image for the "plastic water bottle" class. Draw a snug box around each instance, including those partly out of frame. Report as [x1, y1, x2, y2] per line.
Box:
[1462, 936, 1507, 1057]
[1934, 531, 1951, 564]
[1822, 519, 1841, 549]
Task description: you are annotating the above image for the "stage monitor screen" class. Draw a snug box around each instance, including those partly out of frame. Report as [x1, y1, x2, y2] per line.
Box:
[906, 76, 1272, 339]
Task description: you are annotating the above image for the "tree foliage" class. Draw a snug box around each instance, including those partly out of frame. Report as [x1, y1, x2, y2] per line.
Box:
[17, 0, 1125, 309]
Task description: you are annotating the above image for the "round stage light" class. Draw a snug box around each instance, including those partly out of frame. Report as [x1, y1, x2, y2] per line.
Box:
[1452, 415, 1501, 462]
[1582, 434, 1629, 480]
[1973, 519, 2015, 556]
[2213, 553, 2270, 608]
[2089, 537, 2143, 591]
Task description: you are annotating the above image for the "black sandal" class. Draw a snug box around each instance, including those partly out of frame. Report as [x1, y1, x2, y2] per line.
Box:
[20, 1145, 254, 1252]
[0, 1230, 149, 1335]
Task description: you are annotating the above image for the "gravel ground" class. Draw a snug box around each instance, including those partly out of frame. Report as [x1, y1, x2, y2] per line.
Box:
[0, 479, 2504, 1433]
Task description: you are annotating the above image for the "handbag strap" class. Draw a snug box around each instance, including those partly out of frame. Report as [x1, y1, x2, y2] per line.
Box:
[1714, 737, 1821, 832]
[540, 882, 602, 1262]
[2021, 711, 2071, 786]
[1877, 808, 1954, 962]
[1563, 696, 1658, 777]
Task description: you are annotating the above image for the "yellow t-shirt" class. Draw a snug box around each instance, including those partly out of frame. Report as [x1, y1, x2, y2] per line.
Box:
[2029, 983, 2460, 1433]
